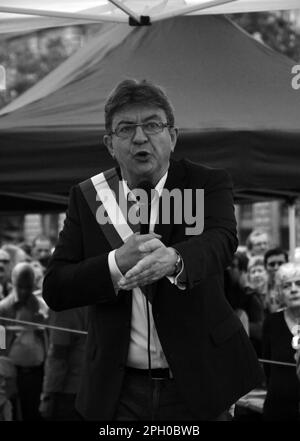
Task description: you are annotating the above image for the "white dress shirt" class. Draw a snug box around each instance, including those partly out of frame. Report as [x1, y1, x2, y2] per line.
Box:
[108, 171, 185, 369]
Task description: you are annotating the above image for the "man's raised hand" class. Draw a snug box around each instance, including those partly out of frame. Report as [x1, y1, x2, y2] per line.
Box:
[118, 239, 178, 290]
[115, 232, 162, 275]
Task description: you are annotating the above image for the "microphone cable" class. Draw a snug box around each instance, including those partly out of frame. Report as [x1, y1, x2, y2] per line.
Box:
[145, 288, 154, 420]
[138, 181, 155, 420]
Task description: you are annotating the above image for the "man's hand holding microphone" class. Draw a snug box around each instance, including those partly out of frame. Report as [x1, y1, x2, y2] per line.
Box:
[115, 234, 179, 291]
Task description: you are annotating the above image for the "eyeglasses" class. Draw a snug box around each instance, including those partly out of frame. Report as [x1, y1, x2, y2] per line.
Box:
[267, 261, 285, 268]
[282, 280, 300, 290]
[110, 121, 170, 139]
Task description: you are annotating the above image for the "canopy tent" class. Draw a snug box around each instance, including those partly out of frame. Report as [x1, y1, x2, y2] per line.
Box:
[0, 15, 299, 207]
[0, 0, 298, 32]
[0, 192, 68, 213]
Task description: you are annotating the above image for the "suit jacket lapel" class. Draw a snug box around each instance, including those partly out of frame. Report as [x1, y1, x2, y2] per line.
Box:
[154, 159, 188, 245]
[151, 159, 188, 302]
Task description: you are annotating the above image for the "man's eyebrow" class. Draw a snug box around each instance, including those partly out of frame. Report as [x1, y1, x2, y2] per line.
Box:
[142, 114, 164, 122]
[116, 114, 164, 125]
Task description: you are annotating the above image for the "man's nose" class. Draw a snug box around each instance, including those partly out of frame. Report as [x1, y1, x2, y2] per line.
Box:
[132, 125, 148, 142]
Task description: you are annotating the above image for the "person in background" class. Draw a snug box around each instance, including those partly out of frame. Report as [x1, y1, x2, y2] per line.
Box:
[31, 260, 45, 292]
[39, 307, 88, 420]
[228, 251, 249, 289]
[1, 244, 31, 283]
[245, 229, 270, 258]
[30, 260, 49, 319]
[262, 262, 300, 421]
[0, 249, 11, 298]
[295, 333, 300, 416]
[31, 235, 52, 271]
[0, 356, 17, 421]
[18, 242, 33, 259]
[224, 252, 250, 334]
[264, 247, 288, 313]
[245, 256, 268, 357]
[247, 256, 268, 303]
[0, 263, 48, 420]
[295, 346, 300, 402]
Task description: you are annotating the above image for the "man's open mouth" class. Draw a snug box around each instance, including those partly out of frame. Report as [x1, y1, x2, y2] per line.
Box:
[134, 151, 150, 159]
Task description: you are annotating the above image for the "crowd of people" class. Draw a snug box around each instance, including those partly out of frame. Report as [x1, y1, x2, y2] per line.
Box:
[0, 235, 87, 421]
[0, 227, 299, 421]
[224, 229, 300, 421]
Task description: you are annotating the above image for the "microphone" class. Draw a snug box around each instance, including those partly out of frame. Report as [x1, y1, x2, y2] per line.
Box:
[137, 181, 152, 234]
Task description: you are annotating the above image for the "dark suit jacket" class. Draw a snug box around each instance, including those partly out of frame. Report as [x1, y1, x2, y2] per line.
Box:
[43, 158, 262, 420]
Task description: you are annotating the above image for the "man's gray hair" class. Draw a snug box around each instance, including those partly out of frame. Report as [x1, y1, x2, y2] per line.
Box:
[104, 79, 175, 132]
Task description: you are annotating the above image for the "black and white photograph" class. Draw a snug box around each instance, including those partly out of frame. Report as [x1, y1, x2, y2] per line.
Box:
[0, 0, 300, 429]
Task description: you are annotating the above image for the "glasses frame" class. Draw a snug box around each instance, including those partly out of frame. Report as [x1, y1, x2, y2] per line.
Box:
[110, 122, 170, 139]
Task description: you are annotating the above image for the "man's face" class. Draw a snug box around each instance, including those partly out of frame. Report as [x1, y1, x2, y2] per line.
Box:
[251, 234, 269, 256]
[104, 105, 177, 188]
[266, 254, 286, 279]
[32, 239, 51, 262]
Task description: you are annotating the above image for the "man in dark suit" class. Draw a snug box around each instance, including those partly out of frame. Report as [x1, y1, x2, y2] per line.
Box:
[43, 79, 262, 421]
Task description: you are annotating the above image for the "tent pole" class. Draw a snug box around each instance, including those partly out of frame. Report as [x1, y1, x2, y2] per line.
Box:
[151, 0, 236, 22]
[106, 0, 141, 23]
[0, 6, 128, 23]
[288, 200, 296, 262]
[0, 1, 236, 25]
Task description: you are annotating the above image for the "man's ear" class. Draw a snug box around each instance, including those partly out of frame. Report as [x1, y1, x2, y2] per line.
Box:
[103, 135, 114, 158]
[170, 127, 178, 152]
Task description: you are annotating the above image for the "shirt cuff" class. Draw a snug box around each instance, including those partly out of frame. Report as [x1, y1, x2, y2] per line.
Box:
[108, 250, 123, 294]
[166, 255, 187, 291]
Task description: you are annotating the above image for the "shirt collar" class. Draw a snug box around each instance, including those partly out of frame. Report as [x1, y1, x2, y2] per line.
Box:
[122, 170, 168, 202]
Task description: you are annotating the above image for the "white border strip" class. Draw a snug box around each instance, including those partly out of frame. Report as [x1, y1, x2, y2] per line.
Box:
[91, 172, 134, 242]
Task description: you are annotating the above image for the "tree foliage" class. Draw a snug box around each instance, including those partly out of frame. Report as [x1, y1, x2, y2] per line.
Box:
[230, 12, 300, 61]
[0, 13, 299, 109]
[0, 25, 100, 109]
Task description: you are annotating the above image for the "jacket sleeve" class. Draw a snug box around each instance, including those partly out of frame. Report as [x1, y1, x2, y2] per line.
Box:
[42, 310, 75, 394]
[43, 185, 117, 311]
[173, 167, 238, 290]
